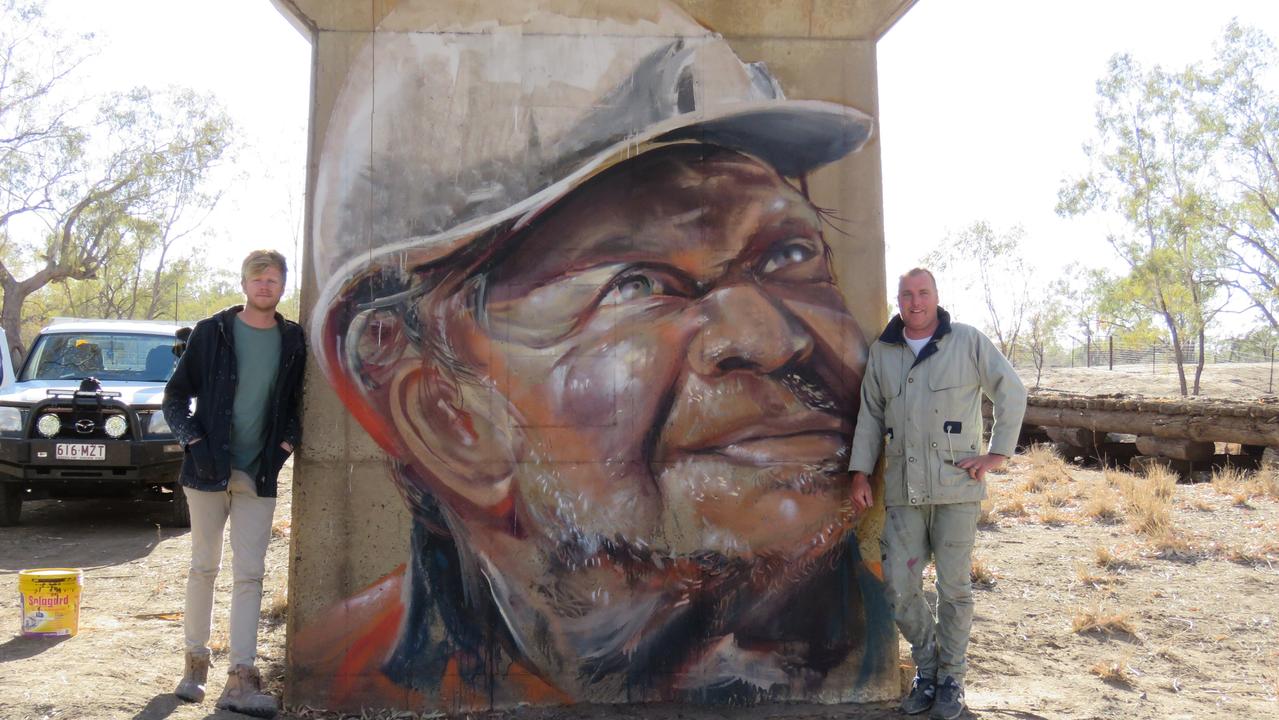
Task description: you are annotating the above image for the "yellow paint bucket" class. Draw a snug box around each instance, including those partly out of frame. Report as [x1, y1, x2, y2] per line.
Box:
[18, 568, 83, 637]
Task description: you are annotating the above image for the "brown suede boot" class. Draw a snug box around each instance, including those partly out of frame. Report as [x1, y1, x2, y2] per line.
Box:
[215, 664, 278, 718]
[174, 651, 210, 702]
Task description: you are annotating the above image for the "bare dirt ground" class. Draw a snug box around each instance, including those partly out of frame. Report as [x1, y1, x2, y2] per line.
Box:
[2, 366, 1278, 719]
[1034, 361, 1276, 401]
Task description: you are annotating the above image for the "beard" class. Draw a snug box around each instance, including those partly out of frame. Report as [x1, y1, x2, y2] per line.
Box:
[466, 450, 856, 694]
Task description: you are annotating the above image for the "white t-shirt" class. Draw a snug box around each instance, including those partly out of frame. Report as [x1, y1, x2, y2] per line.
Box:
[905, 334, 930, 356]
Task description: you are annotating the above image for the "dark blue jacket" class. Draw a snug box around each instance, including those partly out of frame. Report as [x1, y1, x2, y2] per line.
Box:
[162, 306, 306, 497]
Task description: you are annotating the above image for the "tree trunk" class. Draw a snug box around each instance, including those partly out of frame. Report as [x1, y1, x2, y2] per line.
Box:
[1161, 309, 1189, 396]
[1, 285, 29, 365]
[1192, 327, 1206, 396]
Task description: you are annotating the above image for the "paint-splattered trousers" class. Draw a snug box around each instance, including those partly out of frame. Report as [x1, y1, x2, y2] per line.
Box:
[881, 501, 979, 685]
[183, 470, 276, 669]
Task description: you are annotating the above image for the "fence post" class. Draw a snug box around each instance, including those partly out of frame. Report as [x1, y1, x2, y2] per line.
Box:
[1070, 340, 1075, 368]
[1152, 343, 1157, 374]
[1086, 338, 1091, 368]
[1270, 346, 1275, 395]
[1109, 336, 1114, 370]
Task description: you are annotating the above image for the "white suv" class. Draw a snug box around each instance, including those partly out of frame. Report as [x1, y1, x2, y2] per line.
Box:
[0, 320, 190, 526]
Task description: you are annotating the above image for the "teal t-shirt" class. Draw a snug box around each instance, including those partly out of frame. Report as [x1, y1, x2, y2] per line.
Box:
[230, 315, 281, 477]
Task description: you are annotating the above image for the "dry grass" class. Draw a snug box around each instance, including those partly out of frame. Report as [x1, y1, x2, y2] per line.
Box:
[1211, 466, 1249, 494]
[1260, 470, 1279, 499]
[1149, 529, 1195, 561]
[998, 498, 1027, 517]
[1038, 506, 1070, 526]
[978, 499, 996, 528]
[208, 629, 229, 657]
[271, 515, 291, 539]
[1074, 562, 1112, 587]
[1116, 469, 1174, 536]
[1093, 544, 1130, 570]
[1016, 443, 1074, 494]
[1219, 544, 1263, 565]
[1212, 466, 1279, 504]
[1103, 468, 1128, 489]
[1217, 541, 1279, 565]
[1186, 495, 1215, 512]
[1072, 606, 1137, 637]
[1043, 484, 1073, 508]
[1090, 656, 1134, 686]
[264, 587, 289, 624]
[970, 556, 997, 587]
[1144, 465, 1178, 500]
[1082, 483, 1122, 522]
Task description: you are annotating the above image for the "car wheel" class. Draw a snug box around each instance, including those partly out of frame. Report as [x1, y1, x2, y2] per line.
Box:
[169, 485, 191, 528]
[1, 484, 21, 526]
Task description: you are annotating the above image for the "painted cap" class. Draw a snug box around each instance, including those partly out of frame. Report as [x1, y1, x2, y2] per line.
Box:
[312, 0, 875, 374]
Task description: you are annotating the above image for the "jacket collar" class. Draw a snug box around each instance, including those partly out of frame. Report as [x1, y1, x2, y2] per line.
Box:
[880, 307, 952, 368]
[879, 307, 952, 345]
[216, 305, 288, 332]
[215, 305, 301, 350]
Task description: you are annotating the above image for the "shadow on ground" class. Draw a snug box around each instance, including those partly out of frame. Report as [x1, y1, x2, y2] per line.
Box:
[0, 497, 184, 572]
[0, 634, 70, 663]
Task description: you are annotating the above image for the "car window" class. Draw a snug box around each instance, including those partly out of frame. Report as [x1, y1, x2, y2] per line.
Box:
[21, 333, 179, 382]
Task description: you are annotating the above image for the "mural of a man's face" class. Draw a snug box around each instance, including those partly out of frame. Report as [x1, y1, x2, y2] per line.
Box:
[376, 146, 867, 687]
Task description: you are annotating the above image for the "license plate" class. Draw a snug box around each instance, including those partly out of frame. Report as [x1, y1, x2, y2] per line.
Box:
[56, 443, 105, 461]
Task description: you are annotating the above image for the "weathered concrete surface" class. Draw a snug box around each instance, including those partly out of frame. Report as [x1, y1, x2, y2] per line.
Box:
[277, 0, 914, 713]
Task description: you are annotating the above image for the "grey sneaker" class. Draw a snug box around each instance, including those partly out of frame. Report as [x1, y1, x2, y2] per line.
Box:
[900, 673, 936, 715]
[929, 676, 965, 720]
[215, 664, 279, 718]
[173, 651, 210, 702]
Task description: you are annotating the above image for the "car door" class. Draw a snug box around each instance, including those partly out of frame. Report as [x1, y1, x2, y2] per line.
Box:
[0, 327, 14, 393]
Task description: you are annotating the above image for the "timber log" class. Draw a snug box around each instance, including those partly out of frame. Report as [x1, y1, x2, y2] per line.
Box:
[988, 392, 1279, 448]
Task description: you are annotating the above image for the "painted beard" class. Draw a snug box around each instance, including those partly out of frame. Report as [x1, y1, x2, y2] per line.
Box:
[463, 366, 858, 693]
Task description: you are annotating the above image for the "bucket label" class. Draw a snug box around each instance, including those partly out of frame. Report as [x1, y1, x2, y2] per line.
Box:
[19, 570, 82, 637]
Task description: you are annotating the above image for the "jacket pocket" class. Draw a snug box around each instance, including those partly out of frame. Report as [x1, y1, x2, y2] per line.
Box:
[188, 439, 217, 481]
[928, 363, 979, 392]
[932, 430, 980, 487]
[269, 443, 292, 476]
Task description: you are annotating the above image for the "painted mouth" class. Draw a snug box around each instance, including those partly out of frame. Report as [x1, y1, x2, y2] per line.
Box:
[673, 413, 849, 465]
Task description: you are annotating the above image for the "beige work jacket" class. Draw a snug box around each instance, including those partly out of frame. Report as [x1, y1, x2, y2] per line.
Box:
[849, 310, 1027, 507]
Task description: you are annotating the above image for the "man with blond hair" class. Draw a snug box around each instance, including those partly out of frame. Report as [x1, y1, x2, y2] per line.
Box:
[848, 268, 1026, 719]
[164, 250, 306, 718]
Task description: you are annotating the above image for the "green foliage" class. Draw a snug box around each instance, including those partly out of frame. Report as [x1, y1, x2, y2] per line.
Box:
[1058, 46, 1229, 395]
[1189, 22, 1279, 329]
[0, 0, 234, 361]
[924, 221, 1030, 357]
[1020, 293, 1066, 388]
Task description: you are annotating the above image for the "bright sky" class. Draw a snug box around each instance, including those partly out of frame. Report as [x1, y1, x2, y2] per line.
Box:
[878, 0, 1279, 327]
[40, 0, 311, 296]
[35, 0, 1279, 333]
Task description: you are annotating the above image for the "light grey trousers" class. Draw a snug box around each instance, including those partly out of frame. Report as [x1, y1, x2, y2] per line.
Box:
[183, 470, 276, 669]
[881, 501, 979, 685]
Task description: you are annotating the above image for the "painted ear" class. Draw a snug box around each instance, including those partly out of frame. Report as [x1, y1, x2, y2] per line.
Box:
[386, 359, 514, 509]
[321, 296, 515, 510]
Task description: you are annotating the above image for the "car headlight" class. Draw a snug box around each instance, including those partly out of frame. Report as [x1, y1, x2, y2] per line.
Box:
[36, 413, 62, 438]
[147, 411, 172, 435]
[104, 414, 128, 438]
[0, 407, 22, 434]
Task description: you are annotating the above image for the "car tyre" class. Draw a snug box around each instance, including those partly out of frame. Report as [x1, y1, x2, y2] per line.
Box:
[170, 485, 191, 528]
[1, 484, 21, 526]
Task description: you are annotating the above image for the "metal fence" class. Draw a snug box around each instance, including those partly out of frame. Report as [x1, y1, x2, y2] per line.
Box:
[1008, 337, 1279, 397]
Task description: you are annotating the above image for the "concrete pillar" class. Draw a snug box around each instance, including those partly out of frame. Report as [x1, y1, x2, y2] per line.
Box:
[273, 0, 915, 712]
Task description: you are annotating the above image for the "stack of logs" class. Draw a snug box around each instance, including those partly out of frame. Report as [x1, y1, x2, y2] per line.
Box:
[994, 392, 1279, 478]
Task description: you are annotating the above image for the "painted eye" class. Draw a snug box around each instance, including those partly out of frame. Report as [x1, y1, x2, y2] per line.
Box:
[600, 274, 659, 305]
[761, 240, 817, 274]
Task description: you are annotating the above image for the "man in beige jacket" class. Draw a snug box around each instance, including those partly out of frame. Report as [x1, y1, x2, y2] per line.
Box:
[848, 268, 1027, 719]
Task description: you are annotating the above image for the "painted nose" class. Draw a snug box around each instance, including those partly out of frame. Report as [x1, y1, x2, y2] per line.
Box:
[688, 284, 813, 377]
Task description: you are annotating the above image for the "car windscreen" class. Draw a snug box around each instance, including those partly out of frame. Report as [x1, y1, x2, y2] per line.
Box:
[20, 332, 179, 382]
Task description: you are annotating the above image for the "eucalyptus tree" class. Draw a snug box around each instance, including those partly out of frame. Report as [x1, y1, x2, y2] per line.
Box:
[0, 0, 232, 361]
[1059, 53, 1225, 396]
